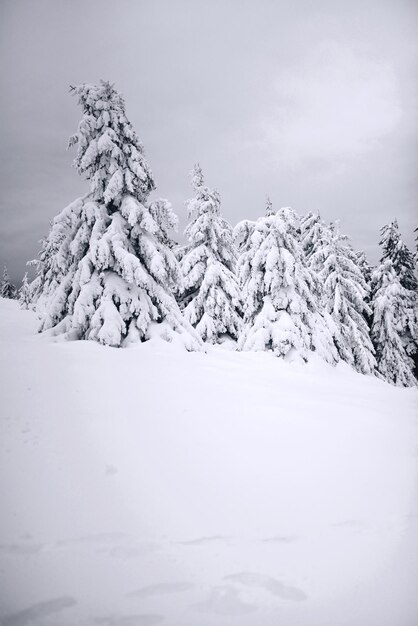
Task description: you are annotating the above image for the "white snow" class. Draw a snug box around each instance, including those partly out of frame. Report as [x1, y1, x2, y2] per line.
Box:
[1, 297, 417, 626]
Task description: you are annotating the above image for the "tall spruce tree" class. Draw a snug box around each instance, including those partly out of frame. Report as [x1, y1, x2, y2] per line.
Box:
[237, 202, 338, 363]
[37, 81, 201, 349]
[1, 266, 17, 299]
[308, 223, 376, 375]
[371, 260, 417, 386]
[179, 165, 241, 343]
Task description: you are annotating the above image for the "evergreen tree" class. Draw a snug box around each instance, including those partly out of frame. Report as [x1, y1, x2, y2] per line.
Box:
[238, 202, 338, 363]
[0, 266, 17, 299]
[379, 220, 418, 373]
[299, 211, 329, 264]
[415, 226, 418, 262]
[19, 272, 31, 309]
[370, 260, 417, 386]
[233, 218, 256, 255]
[380, 220, 417, 291]
[299, 211, 334, 307]
[355, 250, 373, 287]
[312, 224, 376, 375]
[179, 165, 241, 343]
[37, 81, 201, 349]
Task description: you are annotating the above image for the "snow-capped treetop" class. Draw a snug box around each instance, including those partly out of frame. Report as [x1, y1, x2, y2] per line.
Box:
[184, 165, 236, 270]
[265, 196, 275, 216]
[233, 219, 256, 254]
[179, 165, 241, 343]
[299, 212, 332, 268]
[380, 220, 417, 291]
[68, 81, 155, 207]
[371, 259, 417, 387]
[1, 266, 17, 299]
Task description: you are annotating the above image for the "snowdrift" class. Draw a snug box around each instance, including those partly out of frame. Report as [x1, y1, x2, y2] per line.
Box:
[0, 298, 417, 626]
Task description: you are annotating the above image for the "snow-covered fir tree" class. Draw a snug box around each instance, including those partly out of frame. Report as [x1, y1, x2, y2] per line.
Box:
[1, 266, 17, 299]
[355, 250, 373, 287]
[415, 226, 418, 263]
[178, 165, 241, 343]
[379, 220, 417, 372]
[311, 223, 376, 375]
[233, 218, 256, 255]
[299, 211, 329, 264]
[19, 272, 31, 309]
[37, 81, 201, 349]
[299, 211, 334, 306]
[237, 202, 338, 363]
[380, 220, 417, 291]
[370, 260, 417, 386]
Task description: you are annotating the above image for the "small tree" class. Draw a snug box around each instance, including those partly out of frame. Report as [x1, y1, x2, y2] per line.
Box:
[37, 81, 201, 349]
[19, 272, 32, 309]
[371, 260, 417, 386]
[0, 266, 17, 299]
[179, 165, 241, 343]
[238, 202, 338, 363]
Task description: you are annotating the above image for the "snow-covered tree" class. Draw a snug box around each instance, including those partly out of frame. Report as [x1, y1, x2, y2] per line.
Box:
[19, 272, 31, 309]
[355, 250, 373, 287]
[379, 220, 418, 374]
[415, 226, 418, 264]
[233, 218, 256, 255]
[237, 202, 338, 363]
[371, 260, 417, 386]
[380, 220, 417, 291]
[299, 211, 329, 264]
[1, 266, 17, 299]
[37, 81, 201, 349]
[178, 165, 241, 343]
[299, 211, 333, 306]
[311, 224, 376, 375]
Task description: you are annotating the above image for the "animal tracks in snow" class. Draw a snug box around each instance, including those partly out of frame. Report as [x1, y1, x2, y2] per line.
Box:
[95, 615, 164, 626]
[194, 585, 257, 616]
[262, 534, 300, 543]
[127, 582, 194, 598]
[176, 535, 228, 546]
[224, 572, 307, 601]
[0, 597, 76, 626]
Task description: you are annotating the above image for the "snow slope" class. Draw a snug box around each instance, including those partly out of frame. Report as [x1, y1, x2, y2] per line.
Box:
[0, 297, 417, 626]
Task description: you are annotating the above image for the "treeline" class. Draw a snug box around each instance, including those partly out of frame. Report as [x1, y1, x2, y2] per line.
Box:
[2, 81, 417, 387]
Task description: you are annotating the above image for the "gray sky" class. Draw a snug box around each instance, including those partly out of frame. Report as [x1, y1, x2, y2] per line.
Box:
[1, 0, 417, 284]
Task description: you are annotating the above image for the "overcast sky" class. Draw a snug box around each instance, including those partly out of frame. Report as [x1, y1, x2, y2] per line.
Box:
[0, 0, 417, 283]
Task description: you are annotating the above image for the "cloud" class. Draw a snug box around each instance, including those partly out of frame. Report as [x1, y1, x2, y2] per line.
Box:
[259, 42, 403, 170]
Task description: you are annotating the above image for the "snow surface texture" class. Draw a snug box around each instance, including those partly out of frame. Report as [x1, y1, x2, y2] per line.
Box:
[1, 298, 418, 626]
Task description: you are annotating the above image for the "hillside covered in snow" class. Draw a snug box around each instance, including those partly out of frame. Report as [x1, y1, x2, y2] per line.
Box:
[1, 298, 417, 626]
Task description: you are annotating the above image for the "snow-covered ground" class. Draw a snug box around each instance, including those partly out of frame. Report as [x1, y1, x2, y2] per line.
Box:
[0, 297, 417, 626]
